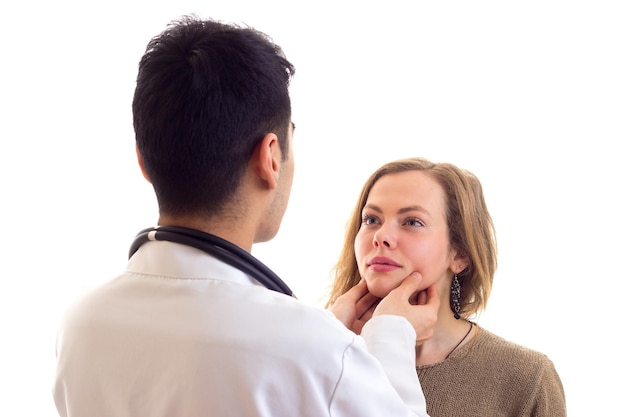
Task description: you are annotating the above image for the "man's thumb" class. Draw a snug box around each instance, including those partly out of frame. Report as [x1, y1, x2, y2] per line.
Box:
[399, 272, 422, 294]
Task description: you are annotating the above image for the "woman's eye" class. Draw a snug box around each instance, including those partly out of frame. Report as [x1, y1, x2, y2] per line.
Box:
[362, 214, 379, 225]
[405, 217, 424, 227]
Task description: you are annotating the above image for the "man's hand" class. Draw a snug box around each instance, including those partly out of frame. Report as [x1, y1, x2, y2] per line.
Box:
[329, 279, 381, 334]
[374, 272, 440, 345]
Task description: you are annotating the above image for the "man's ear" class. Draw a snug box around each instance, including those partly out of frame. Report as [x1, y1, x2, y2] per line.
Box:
[136, 145, 152, 183]
[253, 133, 280, 190]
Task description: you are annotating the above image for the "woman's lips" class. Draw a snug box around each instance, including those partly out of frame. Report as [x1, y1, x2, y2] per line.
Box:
[367, 257, 401, 273]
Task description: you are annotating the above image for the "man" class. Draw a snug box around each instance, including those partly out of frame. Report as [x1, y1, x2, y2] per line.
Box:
[53, 15, 439, 417]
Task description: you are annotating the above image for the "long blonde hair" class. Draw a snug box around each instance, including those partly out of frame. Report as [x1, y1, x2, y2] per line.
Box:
[326, 157, 497, 319]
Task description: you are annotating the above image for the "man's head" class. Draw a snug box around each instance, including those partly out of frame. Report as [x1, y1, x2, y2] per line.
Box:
[133, 15, 295, 220]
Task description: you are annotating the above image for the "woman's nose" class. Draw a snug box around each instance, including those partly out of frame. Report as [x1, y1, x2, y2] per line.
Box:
[373, 228, 395, 249]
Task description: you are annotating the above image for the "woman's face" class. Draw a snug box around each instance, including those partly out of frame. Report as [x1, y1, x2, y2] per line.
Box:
[354, 170, 458, 298]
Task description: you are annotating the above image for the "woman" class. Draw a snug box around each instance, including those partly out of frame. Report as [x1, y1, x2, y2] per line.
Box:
[326, 157, 566, 417]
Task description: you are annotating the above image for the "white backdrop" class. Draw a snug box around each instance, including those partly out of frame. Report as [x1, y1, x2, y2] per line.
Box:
[1, 1, 624, 416]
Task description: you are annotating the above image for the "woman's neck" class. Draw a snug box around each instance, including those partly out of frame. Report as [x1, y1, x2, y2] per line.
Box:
[415, 316, 475, 366]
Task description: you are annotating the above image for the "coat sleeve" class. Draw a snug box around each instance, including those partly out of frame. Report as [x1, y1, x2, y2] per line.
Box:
[328, 315, 429, 417]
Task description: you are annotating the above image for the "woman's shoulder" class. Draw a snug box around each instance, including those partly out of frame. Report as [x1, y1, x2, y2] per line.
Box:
[473, 325, 555, 367]
[469, 325, 566, 407]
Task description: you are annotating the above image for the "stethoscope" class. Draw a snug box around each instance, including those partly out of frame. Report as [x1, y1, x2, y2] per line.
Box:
[129, 225, 294, 297]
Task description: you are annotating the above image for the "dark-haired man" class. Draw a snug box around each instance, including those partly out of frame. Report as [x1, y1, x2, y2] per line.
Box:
[53, 15, 438, 417]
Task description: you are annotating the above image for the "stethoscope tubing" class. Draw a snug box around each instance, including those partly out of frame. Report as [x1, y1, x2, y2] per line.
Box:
[129, 225, 293, 296]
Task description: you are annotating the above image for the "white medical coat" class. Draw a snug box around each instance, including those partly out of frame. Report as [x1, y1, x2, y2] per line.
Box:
[54, 240, 429, 416]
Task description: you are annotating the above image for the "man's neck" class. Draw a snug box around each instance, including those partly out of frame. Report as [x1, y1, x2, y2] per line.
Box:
[157, 215, 254, 252]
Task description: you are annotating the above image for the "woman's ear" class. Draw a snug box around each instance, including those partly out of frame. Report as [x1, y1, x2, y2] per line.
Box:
[136, 145, 152, 183]
[452, 251, 470, 274]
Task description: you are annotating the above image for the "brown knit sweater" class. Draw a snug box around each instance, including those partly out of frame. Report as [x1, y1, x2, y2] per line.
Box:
[416, 325, 566, 417]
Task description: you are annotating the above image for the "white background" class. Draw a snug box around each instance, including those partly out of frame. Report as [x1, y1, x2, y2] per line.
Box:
[1, 1, 624, 416]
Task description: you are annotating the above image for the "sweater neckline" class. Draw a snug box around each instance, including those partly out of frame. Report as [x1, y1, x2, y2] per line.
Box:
[416, 324, 482, 369]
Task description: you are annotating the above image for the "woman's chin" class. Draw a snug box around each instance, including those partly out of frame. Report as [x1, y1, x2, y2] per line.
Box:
[366, 282, 396, 298]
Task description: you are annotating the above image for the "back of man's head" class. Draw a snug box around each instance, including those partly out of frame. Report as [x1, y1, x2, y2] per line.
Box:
[132, 15, 295, 218]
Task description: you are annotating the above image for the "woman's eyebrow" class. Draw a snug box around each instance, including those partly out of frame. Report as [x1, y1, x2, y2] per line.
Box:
[363, 204, 430, 216]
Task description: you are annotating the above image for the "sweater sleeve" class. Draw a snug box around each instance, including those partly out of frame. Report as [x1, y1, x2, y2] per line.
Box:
[529, 357, 567, 417]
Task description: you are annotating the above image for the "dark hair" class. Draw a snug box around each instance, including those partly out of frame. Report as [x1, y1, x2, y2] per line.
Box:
[132, 15, 295, 217]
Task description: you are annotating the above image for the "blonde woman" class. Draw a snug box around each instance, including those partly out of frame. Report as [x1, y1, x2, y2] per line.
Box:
[327, 157, 566, 417]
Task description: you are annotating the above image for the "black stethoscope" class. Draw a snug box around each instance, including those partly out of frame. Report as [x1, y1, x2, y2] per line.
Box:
[129, 225, 294, 297]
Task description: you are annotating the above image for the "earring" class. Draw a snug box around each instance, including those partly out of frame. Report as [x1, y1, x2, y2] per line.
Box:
[451, 274, 461, 319]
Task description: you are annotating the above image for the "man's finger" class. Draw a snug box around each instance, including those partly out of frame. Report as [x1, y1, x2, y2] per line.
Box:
[341, 279, 368, 303]
[423, 283, 441, 308]
[392, 272, 423, 299]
